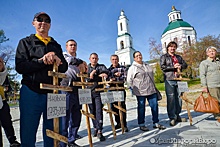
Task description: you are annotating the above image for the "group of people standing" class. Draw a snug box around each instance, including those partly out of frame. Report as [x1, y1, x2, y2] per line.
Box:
[0, 11, 219, 147]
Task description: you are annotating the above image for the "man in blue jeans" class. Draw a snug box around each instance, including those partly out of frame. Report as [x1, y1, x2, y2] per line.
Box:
[160, 41, 188, 126]
[15, 12, 68, 146]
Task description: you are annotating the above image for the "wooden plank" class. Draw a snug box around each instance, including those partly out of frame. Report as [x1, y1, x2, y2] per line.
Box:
[103, 108, 118, 115]
[95, 87, 125, 92]
[73, 82, 94, 86]
[48, 71, 67, 78]
[81, 110, 95, 120]
[40, 83, 72, 92]
[46, 129, 68, 143]
[173, 78, 190, 81]
[113, 104, 126, 113]
[77, 73, 88, 78]
[98, 81, 124, 85]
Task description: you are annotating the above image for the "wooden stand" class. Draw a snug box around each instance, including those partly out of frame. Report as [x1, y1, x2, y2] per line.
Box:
[73, 73, 95, 147]
[173, 69, 193, 126]
[40, 64, 72, 147]
[95, 79, 126, 138]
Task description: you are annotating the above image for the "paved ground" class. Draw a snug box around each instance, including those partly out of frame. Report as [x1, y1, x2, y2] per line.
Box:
[3, 91, 220, 147]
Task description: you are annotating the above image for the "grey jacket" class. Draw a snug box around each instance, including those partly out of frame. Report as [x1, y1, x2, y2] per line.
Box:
[127, 61, 156, 96]
[199, 58, 220, 88]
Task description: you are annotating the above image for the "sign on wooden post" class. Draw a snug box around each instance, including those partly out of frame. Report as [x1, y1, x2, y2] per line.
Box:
[73, 73, 95, 147]
[173, 70, 193, 126]
[40, 64, 72, 146]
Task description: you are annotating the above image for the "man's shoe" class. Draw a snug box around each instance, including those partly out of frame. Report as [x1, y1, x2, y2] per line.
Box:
[139, 126, 149, 131]
[115, 124, 121, 130]
[93, 129, 98, 137]
[124, 127, 129, 132]
[176, 117, 187, 122]
[170, 119, 176, 126]
[10, 141, 21, 147]
[68, 142, 81, 147]
[153, 123, 166, 130]
[76, 134, 82, 140]
[97, 132, 106, 141]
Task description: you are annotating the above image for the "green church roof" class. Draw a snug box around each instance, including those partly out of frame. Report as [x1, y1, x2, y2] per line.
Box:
[162, 19, 192, 35]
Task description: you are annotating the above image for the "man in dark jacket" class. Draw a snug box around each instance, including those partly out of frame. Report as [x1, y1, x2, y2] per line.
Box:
[87, 53, 108, 141]
[15, 12, 68, 147]
[160, 41, 187, 126]
[108, 54, 128, 132]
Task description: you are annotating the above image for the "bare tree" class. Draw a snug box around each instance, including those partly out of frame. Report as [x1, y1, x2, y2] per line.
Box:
[148, 37, 163, 60]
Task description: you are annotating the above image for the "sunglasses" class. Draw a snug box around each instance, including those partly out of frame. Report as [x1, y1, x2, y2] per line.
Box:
[35, 17, 51, 23]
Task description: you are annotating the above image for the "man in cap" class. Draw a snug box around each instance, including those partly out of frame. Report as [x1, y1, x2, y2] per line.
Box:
[199, 46, 220, 120]
[15, 12, 68, 147]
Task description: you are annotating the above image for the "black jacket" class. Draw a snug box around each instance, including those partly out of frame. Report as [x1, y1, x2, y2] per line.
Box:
[15, 34, 68, 94]
[87, 63, 109, 92]
[160, 53, 187, 80]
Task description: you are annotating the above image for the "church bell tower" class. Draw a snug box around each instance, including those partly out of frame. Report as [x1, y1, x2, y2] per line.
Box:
[115, 10, 136, 66]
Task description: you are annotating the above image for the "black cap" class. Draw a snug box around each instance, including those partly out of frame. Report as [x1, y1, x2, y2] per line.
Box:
[33, 12, 51, 21]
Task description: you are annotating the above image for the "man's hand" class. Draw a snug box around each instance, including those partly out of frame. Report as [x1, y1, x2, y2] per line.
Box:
[99, 73, 108, 79]
[202, 87, 209, 93]
[39, 52, 62, 66]
[90, 70, 96, 79]
[174, 63, 181, 69]
[114, 72, 121, 77]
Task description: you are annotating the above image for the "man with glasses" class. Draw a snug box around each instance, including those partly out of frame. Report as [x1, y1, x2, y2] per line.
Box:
[15, 12, 68, 147]
[199, 46, 220, 120]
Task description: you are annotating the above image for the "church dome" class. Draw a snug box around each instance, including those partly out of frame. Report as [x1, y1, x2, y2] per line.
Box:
[162, 19, 192, 35]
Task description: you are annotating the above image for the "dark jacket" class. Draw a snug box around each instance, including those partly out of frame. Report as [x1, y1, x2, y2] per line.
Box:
[87, 63, 109, 92]
[160, 53, 187, 80]
[15, 34, 68, 94]
[108, 64, 126, 87]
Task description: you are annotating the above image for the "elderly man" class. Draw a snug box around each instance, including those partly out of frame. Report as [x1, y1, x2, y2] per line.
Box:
[15, 12, 68, 147]
[199, 46, 220, 119]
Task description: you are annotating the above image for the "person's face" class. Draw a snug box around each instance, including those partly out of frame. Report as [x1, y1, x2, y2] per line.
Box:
[66, 41, 77, 56]
[32, 15, 51, 34]
[111, 56, 119, 66]
[0, 58, 4, 72]
[89, 54, 99, 65]
[167, 44, 177, 55]
[134, 52, 143, 63]
[206, 48, 217, 58]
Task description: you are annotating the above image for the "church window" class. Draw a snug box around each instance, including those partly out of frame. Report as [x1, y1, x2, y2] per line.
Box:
[120, 23, 123, 31]
[164, 42, 166, 48]
[120, 41, 124, 49]
[174, 37, 178, 43]
[130, 40, 132, 47]
[177, 14, 179, 19]
[173, 15, 175, 20]
[188, 36, 191, 46]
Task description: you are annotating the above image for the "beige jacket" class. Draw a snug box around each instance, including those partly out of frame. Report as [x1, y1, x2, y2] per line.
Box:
[127, 61, 156, 96]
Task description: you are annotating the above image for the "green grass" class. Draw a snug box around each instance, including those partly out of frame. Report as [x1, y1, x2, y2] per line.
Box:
[155, 78, 201, 91]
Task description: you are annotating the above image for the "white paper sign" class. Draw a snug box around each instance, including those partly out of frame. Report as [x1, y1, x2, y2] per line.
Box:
[78, 89, 92, 104]
[100, 92, 114, 104]
[47, 93, 66, 119]
[177, 81, 189, 92]
[113, 91, 124, 102]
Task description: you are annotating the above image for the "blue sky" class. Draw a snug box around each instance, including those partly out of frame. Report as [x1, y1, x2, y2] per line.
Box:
[0, 0, 220, 67]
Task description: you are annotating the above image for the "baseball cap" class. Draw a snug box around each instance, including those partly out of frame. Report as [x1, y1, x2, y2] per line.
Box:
[33, 12, 51, 21]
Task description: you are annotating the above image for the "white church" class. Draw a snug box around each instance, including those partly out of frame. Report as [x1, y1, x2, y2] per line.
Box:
[161, 6, 197, 53]
[115, 6, 197, 66]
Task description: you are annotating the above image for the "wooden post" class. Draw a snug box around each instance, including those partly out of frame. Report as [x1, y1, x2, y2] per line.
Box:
[174, 69, 193, 125]
[73, 73, 95, 147]
[40, 64, 72, 146]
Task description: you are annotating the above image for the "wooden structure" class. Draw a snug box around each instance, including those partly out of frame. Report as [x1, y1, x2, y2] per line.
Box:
[40, 64, 72, 146]
[95, 78, 126, 138]
[173, 69, 193, 125]
[72, 73, 95, 147]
